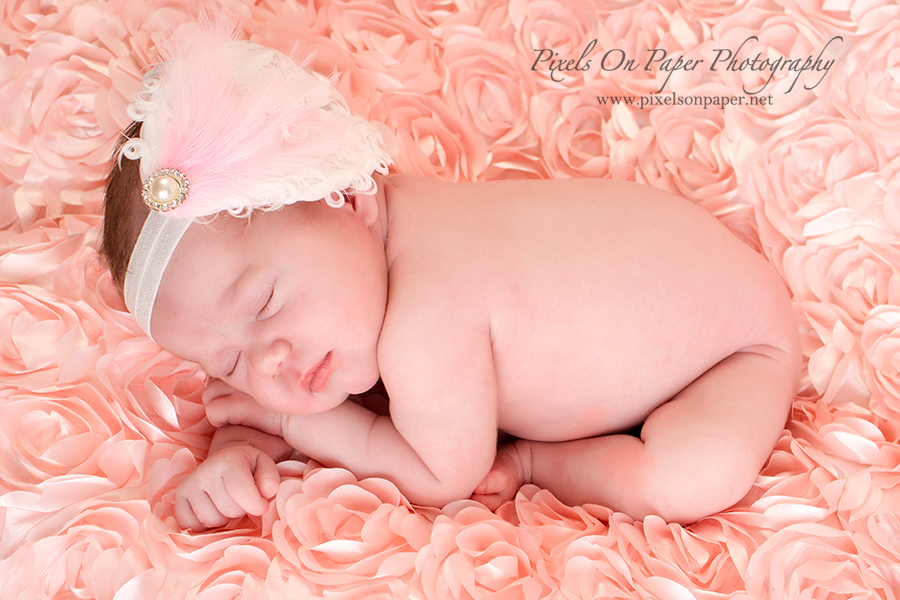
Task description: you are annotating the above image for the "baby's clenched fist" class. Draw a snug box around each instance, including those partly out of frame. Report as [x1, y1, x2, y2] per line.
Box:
[174, 443, 280, 531]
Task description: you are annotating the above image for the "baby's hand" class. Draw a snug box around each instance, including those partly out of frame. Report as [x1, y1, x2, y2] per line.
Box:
[174, 443, 280, 531]
[203, 379, 283, 437]
[470, 441, 532, 511]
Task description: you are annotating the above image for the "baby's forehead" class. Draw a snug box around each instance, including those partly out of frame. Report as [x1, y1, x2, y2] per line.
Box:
[170, 206, 303, 274]
[168, 219, 251, 283]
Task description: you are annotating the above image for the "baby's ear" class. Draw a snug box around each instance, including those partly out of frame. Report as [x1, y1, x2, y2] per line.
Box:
[348, 193, 380, 228]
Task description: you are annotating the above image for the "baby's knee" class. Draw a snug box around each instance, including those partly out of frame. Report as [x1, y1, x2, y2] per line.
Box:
[640, 441, 759, 524]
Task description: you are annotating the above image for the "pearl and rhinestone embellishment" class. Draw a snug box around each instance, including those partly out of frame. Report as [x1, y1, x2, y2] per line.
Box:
[142, 168, 189, 211]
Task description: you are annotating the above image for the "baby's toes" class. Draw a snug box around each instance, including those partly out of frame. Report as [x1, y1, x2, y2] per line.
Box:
[471, 466, 518, 510]
[473, 467, 510, 496]
[471, 486, 516, 511]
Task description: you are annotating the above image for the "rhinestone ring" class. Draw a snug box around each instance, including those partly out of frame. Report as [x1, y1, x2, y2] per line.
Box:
[142, 168, 189, 212]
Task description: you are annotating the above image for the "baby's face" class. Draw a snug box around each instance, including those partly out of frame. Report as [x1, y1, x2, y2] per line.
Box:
[150, 200, 388, 414]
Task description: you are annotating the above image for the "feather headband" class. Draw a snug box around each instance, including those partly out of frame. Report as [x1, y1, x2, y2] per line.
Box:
[121, 25, 391, 340]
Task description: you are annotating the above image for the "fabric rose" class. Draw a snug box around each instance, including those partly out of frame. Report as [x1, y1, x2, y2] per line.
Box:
[795, 301, 870, 406]
[0, 495, 158, 600]
[831, 20, 900, 150]
[117, 1, 200, 69]
[327, 1, 441, 96]
[599, 3, 707, 96]
[0, 0, 67, 52]
[636, 83, 740, 214]
[835, 466, 900, 526]
[861, 305, 900, 422]
[95, 342, 208, 449]
[254, 16, 381, 116]
[551, 534, 638, 599]
[838, 470, 900, 594]
[746, 117, 891, 253]
[881, 155, 900, 238]
[737, 427, 833, 534]
[0, 282, 99, 388]
[271, 468, 430, 590]
[371, 91, 488, 182]
[442, 28, 536, 153]
[0, 32, 119, 218]
[777, 400, 898, 532]
[776, 0, 898, 39]
[796, 400, 897, 470]
[602, 514, 747, 598]
[415, 503, 548, 600]
[676, 0, 749, 20]
[508, 487, 631, 598]
[509, 485, 608, 561]
[252, 558, 319, 600]
[0, 385, 126, 487]
[508, 0, 600, 89]
[0, 215, 92, 284]
[707, 11, 826, 123]
[782, 242, 900, 324]
[184, 545, 275, 600]
[0, 171, 17, 231]
[745, 522, 895, 598]
[532, 81, 632, 180]
[393, 0, 490, 31]
[479, 146, 549, 182]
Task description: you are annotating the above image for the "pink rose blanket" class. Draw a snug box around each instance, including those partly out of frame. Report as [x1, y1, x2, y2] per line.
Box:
[1, 0, 899, 598]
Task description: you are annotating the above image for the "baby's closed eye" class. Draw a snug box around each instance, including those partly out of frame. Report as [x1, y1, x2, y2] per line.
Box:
[257, 286, 275, 319]
[222, 285, 278, 378]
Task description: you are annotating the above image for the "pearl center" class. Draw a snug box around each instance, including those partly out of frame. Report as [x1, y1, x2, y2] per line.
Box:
[149, 175, 181, 205]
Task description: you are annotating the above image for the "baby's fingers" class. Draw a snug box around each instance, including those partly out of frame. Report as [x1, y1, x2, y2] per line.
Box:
[472, 468, 508, 496]
[205, 396, 283, 436]
[175, 491, 231, 531]
[201, 378, 237, 405]
[205, 395, 257, 428]
[253, 452, 281, 499]
[223, 461, 271, 516]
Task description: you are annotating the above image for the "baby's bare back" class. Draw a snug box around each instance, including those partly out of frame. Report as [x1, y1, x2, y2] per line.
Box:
[382, 174, 796, 443]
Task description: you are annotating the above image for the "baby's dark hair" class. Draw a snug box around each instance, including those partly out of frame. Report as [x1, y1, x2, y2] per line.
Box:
[100, 121, 149, 293]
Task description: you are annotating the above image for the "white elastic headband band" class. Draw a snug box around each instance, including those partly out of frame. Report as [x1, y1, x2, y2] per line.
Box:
[123, 212, 191, 340]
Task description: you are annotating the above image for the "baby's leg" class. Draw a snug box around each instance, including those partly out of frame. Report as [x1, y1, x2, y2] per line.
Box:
[479, 347, 798, 524]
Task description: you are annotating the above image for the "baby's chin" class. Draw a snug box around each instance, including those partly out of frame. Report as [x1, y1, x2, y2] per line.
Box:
[336, 357, 382, 395]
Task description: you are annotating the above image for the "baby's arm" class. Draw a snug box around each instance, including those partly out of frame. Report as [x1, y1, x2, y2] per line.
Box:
[205, 316, 500, 507]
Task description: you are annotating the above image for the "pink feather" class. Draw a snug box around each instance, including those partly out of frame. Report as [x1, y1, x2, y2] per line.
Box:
[128, 18, 390, 219]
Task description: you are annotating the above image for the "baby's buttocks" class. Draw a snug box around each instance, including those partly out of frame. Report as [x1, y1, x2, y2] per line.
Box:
[382, 175, 797, 442]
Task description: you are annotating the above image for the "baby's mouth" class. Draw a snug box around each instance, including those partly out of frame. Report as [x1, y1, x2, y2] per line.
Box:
[303, 351, 333, 394]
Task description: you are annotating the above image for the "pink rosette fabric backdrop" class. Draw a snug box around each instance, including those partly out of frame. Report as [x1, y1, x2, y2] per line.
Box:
[1, 0, 899, 598]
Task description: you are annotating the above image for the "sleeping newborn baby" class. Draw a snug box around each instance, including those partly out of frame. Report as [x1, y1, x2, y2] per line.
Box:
[101, 26, 800, 528]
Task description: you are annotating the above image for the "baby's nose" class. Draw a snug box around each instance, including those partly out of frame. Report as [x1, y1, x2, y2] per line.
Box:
[250, 339, 291, 378]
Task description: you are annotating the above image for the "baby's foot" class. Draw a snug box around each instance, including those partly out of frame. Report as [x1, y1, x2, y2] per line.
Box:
[471, 441, 532, 511]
